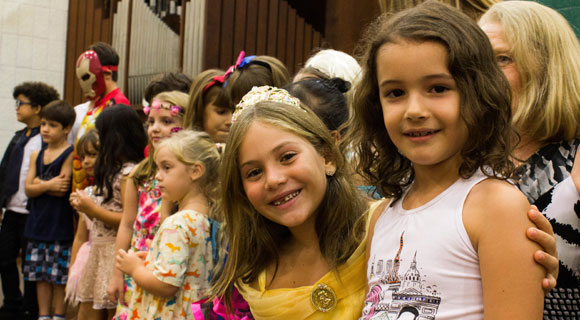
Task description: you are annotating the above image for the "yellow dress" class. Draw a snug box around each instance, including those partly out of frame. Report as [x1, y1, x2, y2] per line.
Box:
[238, 201, 382, 320]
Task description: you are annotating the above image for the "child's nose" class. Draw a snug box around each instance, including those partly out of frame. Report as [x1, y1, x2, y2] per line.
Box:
[265, 169, 287, 189]
[404, 93, 428, 120]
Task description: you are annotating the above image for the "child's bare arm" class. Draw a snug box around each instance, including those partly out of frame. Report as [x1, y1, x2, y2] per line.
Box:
[108, 175, 139, 302]
[464, 179, 544, 320]
[69, 214, 89, 267]
[45, 151, 73, 197]
[70, 190, 122, 228]
[115, 249, 178, 297]
[25, 151, 48, 198]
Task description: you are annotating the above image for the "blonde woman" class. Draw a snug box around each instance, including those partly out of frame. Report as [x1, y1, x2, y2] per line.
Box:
[480, 1, 580, 317]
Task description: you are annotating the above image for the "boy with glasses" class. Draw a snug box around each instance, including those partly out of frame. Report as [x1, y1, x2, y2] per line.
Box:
[0, 81, 59, 320]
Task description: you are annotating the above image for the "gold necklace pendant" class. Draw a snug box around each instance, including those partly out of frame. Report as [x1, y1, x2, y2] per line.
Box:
[311, 283, 337, 312]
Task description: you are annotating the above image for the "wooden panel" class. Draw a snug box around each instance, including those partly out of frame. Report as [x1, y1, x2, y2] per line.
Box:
[276, 1, 288, 62]
[256, 0, 269, 55]
[267, 0, 278, 56]
[295, 15, 304, 69]
[303, 23, 312, 62]
[203, 0, 222, 69]
[64, 0, 80, 104]
[285, 7, 296, 73]
[233, 0, 247, 56]
[74, 0, 88, 104]
[245, 0, 258, 54]
[220, 0, 235, 69]
[92, 1, 103, 41]
[64, 0, 115, 106]
[313, 30, 321, 49]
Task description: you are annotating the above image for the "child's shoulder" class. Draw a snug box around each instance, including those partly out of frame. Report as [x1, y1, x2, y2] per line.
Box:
[467, 178, 528, 210]
[164, 210, 210, 229]
[463, 178, 531, 245]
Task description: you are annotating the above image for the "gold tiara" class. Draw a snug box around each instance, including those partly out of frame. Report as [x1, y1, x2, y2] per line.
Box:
[232, 86, 304, 122]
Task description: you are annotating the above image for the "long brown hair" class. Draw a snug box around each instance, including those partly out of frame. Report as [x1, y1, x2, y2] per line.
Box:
[348, 1, 517, 199]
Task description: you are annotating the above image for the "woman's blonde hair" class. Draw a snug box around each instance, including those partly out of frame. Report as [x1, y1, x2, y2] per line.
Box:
[184, 69, 233, 131]
[213, 100, 368, 308]
[480, 1, 580, 144]
[154, 130, 221, 202]
[132, 90, 192, 185]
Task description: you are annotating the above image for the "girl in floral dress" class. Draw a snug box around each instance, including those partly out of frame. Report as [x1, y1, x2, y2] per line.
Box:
[108, 91, 192, 319]
[115, 130, 220, 319]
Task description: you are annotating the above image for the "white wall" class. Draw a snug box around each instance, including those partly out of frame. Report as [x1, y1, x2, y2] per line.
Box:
[0, 0, 69, 155]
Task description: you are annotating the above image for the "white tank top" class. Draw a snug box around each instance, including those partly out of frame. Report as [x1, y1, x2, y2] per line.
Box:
[361, 171, 487, 320]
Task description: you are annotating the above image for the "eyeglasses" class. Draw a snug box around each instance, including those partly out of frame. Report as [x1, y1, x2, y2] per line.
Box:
[15, 100, 37, 108]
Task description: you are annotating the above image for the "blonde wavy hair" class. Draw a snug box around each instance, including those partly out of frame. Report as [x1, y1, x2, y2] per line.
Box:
[480, 1, 580, 143]
[154, 130, 221, 202]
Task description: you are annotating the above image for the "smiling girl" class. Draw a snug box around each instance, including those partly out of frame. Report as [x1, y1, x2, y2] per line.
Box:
[350, 2, 544, 319]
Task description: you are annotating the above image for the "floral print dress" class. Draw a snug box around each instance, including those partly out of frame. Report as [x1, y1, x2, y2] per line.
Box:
[126, 209, 213, 319]
[114, 178, 163, 319]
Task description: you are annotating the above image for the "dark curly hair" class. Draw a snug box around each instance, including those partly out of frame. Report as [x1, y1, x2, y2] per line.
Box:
[348, 1, 518, 200]
[13, 82, 59, 107]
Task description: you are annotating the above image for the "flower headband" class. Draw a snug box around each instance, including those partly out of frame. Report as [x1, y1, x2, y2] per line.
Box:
[143, 99, 183, 116]
[232, 86, 304, 122]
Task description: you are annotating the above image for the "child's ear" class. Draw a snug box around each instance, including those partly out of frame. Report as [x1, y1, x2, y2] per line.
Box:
[103, 70, 113, 82]
[321, 146, 337, 177]
[34, 105, 42, 115]
[63, 125, 72, 135]
[188, 163, 205, 181]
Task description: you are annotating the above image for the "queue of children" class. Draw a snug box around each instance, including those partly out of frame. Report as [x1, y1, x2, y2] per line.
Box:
[1, 1, 578, 319]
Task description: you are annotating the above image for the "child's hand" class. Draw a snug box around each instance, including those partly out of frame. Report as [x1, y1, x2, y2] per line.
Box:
[70, 189, 95, 215]
[526, 205, 559, 293]
[46, 173, 70, 192]
[115, 249, 145, 277]
[572, 145, 580, 195]
[107, 272, 125, 304]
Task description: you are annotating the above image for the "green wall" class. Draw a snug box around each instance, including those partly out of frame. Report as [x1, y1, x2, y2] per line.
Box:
[536, 0, 580, 38]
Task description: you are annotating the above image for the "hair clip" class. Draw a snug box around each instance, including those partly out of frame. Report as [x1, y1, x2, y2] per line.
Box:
[171, 127, 183, 133]
[232, 86, 304, 123]
[144, 99, 183, 116]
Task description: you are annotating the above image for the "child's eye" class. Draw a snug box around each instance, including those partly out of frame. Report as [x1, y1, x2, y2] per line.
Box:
[163, 118, 174, 125]
[280, 152, 296, 163]
[215, 108, 227, 115]
[147, 118, 155, 125]
[386, 89, 405, 98]
[496, 55, 513, 66]
[245, 168, 261, 179]
[429, 85, 449, 94]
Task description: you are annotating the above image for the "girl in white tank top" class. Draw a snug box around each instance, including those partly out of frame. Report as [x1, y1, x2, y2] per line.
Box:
[350, 2, 545, 319]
